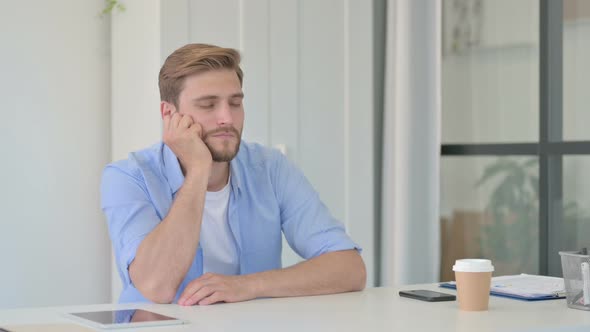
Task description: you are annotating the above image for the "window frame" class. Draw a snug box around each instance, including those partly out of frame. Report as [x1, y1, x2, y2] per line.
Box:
[440, 0, 590, 276]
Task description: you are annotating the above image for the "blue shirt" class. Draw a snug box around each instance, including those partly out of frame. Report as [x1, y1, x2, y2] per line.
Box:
[101, 141, 360, 303]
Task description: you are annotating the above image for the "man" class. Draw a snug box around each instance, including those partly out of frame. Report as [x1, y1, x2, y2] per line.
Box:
[101, 43, 366, 306]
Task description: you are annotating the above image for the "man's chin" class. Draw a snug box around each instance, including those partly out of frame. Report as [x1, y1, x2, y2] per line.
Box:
[211, 153, 237, 162]
[209, 146, 240, 162]
[205, 138, 241, 162]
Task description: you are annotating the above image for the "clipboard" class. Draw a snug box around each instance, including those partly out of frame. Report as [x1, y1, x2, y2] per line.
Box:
[440, 274, 566, 301]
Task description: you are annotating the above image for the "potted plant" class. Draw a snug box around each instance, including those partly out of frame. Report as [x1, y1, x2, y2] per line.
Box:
[475, 158, 539, 274]
[476, 157, 590, 275]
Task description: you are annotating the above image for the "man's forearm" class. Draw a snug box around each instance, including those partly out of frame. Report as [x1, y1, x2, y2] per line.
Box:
[248, 250, 366, 298]
[129, 170, 209, 303]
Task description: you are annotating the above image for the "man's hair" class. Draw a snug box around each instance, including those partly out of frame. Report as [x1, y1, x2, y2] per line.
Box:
[158, 43, 243, 107]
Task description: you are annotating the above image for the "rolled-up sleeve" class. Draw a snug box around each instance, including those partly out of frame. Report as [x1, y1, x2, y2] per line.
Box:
[272, 153, 361, 259]
[100, 164, 162, 286]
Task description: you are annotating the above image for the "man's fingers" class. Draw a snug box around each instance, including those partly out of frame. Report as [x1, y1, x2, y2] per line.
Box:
[178, 114, 194, 129]
[178, 274, 215, 305]
[170, 112, 181, 129]
[198, 292, 224, 306]
[178, 281, 203, 304]
[191, 122, 204, 138]
[184, 286, 216, 306]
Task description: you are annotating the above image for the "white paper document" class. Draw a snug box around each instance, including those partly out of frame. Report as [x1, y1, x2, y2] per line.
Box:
[440, 273, 566, 300]
[490, 274, 565, 298]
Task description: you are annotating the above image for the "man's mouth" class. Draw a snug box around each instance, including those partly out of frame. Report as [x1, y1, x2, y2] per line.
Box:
[212, 133, 235, 138]
[206, 128, 240, 140]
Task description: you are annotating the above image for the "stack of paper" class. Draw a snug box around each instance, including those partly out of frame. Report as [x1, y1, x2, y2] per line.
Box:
[440, 273, 566, 301]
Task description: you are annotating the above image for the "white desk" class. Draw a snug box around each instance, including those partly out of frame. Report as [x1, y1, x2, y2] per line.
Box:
[1, 285, 589, 332]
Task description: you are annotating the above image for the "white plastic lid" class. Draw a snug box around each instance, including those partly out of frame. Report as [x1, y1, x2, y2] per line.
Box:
[452, 259, 494, 272]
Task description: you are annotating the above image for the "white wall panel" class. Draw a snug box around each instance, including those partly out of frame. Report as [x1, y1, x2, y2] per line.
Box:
[0, 0, 111, 308]
[111, 0, 163, 302]
[240, 0, 271, 145]
[268, 0, 304, 267]
[346, 0, 376, 287]
[189, 0, 240, 48]
[269, 0, 300, 160]
[161, 0, 190, 62]
[299, 0, 346, 223]
[111, 0, 162, 161]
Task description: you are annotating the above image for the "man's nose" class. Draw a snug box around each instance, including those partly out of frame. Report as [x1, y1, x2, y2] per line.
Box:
[217, 102, 233, 125]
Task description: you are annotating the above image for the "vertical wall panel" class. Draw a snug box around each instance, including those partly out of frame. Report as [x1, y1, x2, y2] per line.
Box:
[161, 0, 190, 62]
[299, 0, 346, 222]
[112, 0, 162, 161]
[269, 0, 300, 160]
[0, 0, 111, 308]
[241, 0, 270, 145]
[189, 0, 240, 48]
[111, 0, 163, 301]
[346, 0, 375, 287]
[269, 0, 302, 267]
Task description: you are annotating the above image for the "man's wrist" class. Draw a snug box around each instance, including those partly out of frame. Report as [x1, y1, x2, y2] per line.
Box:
[180, 168, 210, 193]
[243, 273, 265, 299]
[184, 165, 211, 181]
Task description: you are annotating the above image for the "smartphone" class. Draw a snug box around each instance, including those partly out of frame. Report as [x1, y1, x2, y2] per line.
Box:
[399, 289, 456, 302]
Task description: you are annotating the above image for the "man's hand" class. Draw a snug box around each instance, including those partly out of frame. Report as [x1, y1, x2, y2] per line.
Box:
[178, 273, 258, 306]
[163, 112, 212, 174]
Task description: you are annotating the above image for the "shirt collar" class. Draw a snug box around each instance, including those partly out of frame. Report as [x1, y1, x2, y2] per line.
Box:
[229, 157, 242, 195]
[162, 142, 243, 195]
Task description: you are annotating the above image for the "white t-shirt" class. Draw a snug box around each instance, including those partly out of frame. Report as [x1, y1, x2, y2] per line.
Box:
[200, 179, 240, 275]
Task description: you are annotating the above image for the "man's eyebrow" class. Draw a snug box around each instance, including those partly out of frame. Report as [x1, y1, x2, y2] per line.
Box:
[193, 95, 218, 102]
[192, 93, 244, 102]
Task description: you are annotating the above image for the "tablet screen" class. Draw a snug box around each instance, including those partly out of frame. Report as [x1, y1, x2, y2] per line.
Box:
[69, 309, 181, 327]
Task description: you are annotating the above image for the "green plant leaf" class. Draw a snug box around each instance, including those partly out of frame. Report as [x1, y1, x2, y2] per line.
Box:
[100, 0, 125, 17]
[475, 158, 512, 187]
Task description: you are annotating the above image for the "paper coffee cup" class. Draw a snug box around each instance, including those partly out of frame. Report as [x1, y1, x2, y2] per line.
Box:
[453, 259, 494, 311]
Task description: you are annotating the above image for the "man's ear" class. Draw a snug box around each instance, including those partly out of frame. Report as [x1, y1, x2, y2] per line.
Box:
[160, 101, 177, 118]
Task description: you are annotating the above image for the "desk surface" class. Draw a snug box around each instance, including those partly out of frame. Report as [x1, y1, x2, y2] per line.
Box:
[1, 285, 589, 332]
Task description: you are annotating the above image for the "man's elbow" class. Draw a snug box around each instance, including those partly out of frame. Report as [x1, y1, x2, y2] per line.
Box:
[130, 262, 178, 303]
[131, 273, 177, 303]
[341, 250, 366, 292]
[136, 281, 177, 304]
[351, 255, 367, 291]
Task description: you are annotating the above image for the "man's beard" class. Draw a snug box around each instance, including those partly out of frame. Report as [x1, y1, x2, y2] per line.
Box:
[203, 127, 242, 162]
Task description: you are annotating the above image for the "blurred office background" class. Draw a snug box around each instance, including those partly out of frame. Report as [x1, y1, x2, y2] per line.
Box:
[440, 0, 590, 281]
[0, 0, 589, 309]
